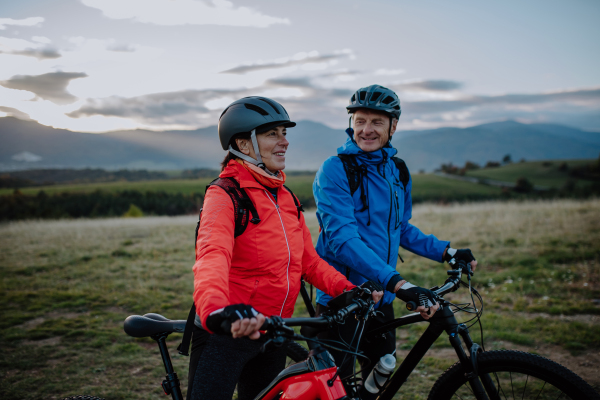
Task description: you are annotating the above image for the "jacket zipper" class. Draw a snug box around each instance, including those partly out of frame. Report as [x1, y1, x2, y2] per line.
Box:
[378, 161, 393, 264]
[263, 190, 291, 316]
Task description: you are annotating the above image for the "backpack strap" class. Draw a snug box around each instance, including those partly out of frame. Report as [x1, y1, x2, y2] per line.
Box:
[337, 154, 362, 196]
[208, 177, 261, 238]
[177, 304, 197, 356]
[283, 184, 304, 220]
[391, 156, 410, 188]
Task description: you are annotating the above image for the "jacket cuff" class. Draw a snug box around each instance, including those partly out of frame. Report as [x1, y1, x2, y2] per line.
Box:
[386, 274, 403, 293]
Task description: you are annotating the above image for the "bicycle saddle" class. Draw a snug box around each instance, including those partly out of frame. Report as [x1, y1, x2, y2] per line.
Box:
[124, 313, 186, 338]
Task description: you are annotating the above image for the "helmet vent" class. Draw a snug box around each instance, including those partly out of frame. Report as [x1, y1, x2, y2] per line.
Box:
[393, 105, 400, 110]
[382, 96, 394, 105]
[370, 92, 382, 102]
[258, 98, 281, 114]
[350, 94, 356, 103]
[359, 91, 367, 101]
[244, 103, 269, 116]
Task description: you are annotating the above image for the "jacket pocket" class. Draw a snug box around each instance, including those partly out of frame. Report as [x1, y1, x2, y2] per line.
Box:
[249, 279, 259, 302]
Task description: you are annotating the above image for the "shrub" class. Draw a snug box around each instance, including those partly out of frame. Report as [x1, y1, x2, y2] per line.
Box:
[123, 204, 144, 218]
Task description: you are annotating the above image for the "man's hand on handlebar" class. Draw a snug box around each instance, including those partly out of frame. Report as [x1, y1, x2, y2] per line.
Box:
[444, 247, 478, 272]
[394, 281, 440, 320]
[205, 304, 266, 340]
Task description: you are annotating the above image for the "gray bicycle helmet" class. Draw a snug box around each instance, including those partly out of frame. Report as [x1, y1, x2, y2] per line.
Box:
[346, 84, 401, 119]
[218, 96, 296, 169]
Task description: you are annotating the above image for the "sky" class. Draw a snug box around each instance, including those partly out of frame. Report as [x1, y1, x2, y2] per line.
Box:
[0, 0, 599, 133]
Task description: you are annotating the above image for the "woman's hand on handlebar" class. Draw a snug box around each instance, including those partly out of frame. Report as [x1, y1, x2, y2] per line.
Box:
[205, 304, 266, 340]
[231, 313, 266, 339]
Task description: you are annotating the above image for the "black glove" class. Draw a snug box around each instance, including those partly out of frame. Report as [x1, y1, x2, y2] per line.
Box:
[444, 247, 476, 264]
[395, 283, 438, 309]
[205, 304, 259, 334]
[360, 280, 384, 295]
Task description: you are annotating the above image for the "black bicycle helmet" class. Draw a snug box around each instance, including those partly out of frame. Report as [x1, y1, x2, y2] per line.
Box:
[346, 84, 401, 119]
[218, 96, 296, 151]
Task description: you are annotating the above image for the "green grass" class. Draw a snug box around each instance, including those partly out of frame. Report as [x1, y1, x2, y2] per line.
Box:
[411, 174, 503, 201]
[0, 172, 504, 205]
[1, 200, 599, 399]
[465, 159, 594, 188]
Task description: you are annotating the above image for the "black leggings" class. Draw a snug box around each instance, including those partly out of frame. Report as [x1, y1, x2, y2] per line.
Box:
[187, 325, 287, 400]
[315, 302, 396, 400]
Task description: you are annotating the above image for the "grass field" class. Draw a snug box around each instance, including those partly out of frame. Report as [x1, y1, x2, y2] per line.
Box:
[1, 199, 599, 399]
[0, 172, 503, 203]
[465, 159, 594, 188]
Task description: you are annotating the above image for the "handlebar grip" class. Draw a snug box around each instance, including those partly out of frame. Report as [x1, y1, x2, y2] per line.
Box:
[406, 301, 417, 311]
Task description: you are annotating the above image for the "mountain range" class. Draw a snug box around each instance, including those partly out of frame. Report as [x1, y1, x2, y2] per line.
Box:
[1, 117, 599, 172]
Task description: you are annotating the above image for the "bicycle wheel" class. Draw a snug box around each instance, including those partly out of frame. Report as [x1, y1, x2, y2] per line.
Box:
[62, 396, 105, 400]
[286, 341, 309, 362]
[428, 350, 599, 400]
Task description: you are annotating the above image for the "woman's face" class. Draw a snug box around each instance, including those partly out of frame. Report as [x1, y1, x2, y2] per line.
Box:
[236, 125, 289, 171]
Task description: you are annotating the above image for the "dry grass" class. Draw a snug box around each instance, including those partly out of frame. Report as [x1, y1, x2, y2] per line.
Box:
[1, 199, 599, 399]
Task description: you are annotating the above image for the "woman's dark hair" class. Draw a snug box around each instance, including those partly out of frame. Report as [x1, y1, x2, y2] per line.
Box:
[220, 131, 252, 171]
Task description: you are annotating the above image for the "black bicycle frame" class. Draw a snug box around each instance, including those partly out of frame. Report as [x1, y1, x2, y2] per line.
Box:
[364, 302, 493, 400]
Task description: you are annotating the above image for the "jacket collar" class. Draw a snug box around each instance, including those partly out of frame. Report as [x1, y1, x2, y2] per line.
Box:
[220, 160, 268, 190]
[337, 128, 398, 164]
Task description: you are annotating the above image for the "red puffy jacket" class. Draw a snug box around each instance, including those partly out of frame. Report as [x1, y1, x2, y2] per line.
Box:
[193, 161, 355, 331]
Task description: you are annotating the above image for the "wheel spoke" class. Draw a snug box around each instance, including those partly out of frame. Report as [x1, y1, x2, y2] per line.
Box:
[510, 371, 516, 400]
[533, 379, 546, 400]
[521, 374, 529, 400]
[494, 372, 509, 400]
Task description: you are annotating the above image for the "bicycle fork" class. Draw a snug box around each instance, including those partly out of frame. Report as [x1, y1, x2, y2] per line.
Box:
[449, 324, 499, 400]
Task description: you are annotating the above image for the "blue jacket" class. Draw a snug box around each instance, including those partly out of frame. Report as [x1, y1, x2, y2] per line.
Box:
[313, 129, 449, 307]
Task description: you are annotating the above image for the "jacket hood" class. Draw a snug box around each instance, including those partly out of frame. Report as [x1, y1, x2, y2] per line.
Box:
[337, 128, 398, 162]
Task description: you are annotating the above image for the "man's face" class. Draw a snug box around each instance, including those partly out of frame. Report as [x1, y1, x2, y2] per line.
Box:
[352, 109, 398, 152]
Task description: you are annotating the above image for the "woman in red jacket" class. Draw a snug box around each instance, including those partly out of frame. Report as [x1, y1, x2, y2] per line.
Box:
[188, 96, 382, 400]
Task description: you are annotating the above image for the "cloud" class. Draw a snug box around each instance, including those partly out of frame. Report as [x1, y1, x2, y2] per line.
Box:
[0, 72, 88, 105]
[0, 36, 61, 59]
[0, 17, 44, 30]
[375, 68, 406, 76]
[406, 87, 600, 114]
[106, 43, 136, 52]
[394, 79, 463, 92]
[399, 87, 600, 130]
[67, 88, 239, 125]
[66, 77, 353, 128]
[0, 106, 32, 121]
[221, 49, 354, 74]
[81, 0, 289, 28]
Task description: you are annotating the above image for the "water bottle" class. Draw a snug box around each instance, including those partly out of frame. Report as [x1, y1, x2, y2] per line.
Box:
[364, 354, 396, 393]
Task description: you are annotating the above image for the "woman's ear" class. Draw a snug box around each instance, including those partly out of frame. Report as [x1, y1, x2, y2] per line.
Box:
[236, 138, 251, 155]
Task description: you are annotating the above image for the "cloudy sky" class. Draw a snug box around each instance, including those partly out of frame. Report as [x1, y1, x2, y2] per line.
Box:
[1, 0, 599, 133]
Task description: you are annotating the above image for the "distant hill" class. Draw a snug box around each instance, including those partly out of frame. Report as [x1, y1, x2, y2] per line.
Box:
[1, 117, 599, 172]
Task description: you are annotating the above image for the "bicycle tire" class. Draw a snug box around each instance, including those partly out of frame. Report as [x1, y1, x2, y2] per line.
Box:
[62, 396, 105, 400]
[286, 341, 309, 362]
[428, 350, 599, 400]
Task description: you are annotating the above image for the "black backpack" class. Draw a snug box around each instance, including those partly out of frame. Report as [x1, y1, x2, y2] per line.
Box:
[336, 154, 411, 270]
[337, 154, 410, 197]
[178, 177, 312, 356]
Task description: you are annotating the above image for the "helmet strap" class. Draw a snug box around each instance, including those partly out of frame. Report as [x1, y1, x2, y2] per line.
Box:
[228, 129, 278, 176]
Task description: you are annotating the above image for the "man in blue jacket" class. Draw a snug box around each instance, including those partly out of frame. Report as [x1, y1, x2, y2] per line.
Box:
[313, 84, 477, 396]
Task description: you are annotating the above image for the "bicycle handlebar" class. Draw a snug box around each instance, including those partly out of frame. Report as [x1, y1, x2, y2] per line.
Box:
[405, 259, 473, 311]
[260, 299, 364, 332]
